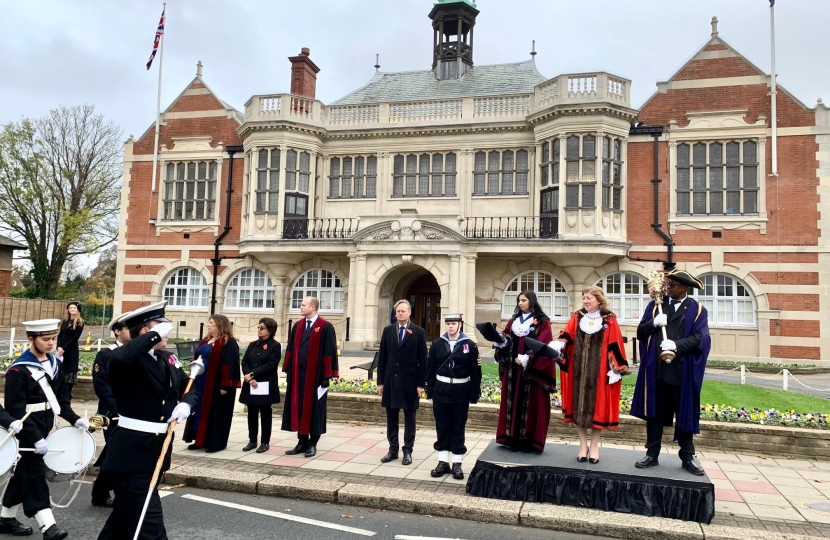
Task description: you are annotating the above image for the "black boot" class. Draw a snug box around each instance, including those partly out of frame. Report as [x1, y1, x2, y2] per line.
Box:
[430, 461, 451, 477]
[42, 524, 68, 540]
[0, 517, 33, 536]
[451, 462, 464, 480]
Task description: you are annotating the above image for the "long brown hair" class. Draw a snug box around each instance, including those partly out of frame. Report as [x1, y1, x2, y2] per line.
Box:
[209, 314, 234, 339]
[64, 301, 85, 329]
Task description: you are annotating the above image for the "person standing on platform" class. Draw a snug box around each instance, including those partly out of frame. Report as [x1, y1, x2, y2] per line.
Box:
[281, 297, 338, 458]
[183, 314, 241, 453]
[90, 311, 132, 508]
[552, 286, 628, 464]
[0, 318, 88, 540]
[56, 301, 84, 399]
[631, 270, 711, 476]
[240, 317, 281, 453]
[377, 300, 427, 466]
[425, 313, 481, 480]
[492, 291, 557, 453]
[98, 301, 199, 540]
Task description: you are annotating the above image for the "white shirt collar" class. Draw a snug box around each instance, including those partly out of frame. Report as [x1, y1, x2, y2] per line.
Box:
[673, 296, 687, 305]
[305, 315, 319, 326]
[398, 321, 409, 329]
[115, 341, 125, 347]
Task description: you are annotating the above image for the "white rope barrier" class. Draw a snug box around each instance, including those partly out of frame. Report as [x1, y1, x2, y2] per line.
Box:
[704, 364, 830, 393]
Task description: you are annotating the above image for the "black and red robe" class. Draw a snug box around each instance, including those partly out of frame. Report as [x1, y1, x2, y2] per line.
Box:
[281, 317, 338, 436]
[183, 336, 241, 450]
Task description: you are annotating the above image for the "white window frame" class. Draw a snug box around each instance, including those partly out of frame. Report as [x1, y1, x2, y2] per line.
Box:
[689, 273, 756, 327]
[393, 152, 458, 198]
[224, 268, 275, 311]
[289, 269, 344, 313]
[501, 271, 569, 320]
[328, 155, 378, 200]
[596, 272, 650, 322]
[255, 148, 280, 214]
[163, 267, 209, 309]
[472, 149, 529, 197]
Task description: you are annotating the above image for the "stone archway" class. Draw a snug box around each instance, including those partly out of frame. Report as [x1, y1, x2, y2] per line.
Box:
[374, 263, 445, 343]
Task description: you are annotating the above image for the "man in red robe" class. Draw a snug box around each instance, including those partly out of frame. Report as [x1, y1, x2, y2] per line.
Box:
[281, 296, 338, 458]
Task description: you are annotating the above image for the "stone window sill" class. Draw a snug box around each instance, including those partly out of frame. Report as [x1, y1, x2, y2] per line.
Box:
[668, 214, 767, 233]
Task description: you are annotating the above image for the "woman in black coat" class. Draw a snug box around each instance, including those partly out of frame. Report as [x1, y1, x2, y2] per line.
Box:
[56, 301, 84, 399]
[239, 317, 281, 453]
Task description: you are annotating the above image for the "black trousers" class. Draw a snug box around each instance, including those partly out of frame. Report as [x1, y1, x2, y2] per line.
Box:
[297, 433, 320, 446]
[247, 404, 273, 444]
[92, 426, 114, 502]
[432, 401, 469, 456]
[2, 453, 50, 517]
[645, 379, 696, 462]
[97, 473, 166, 540]
[385, 408, 416, 454]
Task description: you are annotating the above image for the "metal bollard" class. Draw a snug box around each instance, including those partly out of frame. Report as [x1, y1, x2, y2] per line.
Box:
[740, 364, 745, 385]
[97, 338, 102, 352]
[8, 327, 15, 357]
[783, 369, 789, 392]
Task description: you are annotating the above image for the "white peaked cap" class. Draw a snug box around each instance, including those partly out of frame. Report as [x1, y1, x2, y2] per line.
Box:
[22, 319, 61, 336]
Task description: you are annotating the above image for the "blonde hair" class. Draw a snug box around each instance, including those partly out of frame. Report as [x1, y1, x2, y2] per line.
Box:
[210, 314, 234, 339]
[65, 302, 84, 329]
[582, 286, 610, 313]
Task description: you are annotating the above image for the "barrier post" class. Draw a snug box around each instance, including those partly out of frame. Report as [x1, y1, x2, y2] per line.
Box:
[8, 327, 15, 357]
[740, 364, 745, 385]
[783, 369, 789, 392]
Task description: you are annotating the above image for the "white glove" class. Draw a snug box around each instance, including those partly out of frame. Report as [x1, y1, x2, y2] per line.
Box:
[653, 314, 668, 327]
[517, 354, 530, 368]
[607, 369, 622, 385]
[7, 420, 22, 434]
[75, 417, 90, 430]
[661, 339, 677, 351]
[34, 438, 48, 455]
[492, 335, 508, 349]
[153, 322, 174, 339]
[168, 402, 191, 424]
[549, 340, 565, 353]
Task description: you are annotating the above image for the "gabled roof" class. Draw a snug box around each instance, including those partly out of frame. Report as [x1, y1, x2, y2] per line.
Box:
[0, 234, 26, 250]
[333, 60, 546, 105]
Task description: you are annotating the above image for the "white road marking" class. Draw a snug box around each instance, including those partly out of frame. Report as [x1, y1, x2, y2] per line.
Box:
[394, 536, 470, 540]
[158, 491, 175, 498]
[181, 494, 376, 536]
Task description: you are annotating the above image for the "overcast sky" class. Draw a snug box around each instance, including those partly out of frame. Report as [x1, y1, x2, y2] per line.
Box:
[2, 0, 828, 271]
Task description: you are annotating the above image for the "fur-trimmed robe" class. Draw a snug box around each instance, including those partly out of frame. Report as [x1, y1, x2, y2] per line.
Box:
[558, 310, 627, 430]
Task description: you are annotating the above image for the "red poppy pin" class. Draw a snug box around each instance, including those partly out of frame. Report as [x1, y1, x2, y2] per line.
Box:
[314, 327, 320, 333]
[407, 329, 413, 335]
[532, 319, 538, 325]
[263, 344, 268, 350]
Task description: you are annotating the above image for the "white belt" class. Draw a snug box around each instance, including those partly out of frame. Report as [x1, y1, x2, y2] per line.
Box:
[25, 402, 50, 413]
[118, 415, 169, 435]
[436, 375, 470, 384]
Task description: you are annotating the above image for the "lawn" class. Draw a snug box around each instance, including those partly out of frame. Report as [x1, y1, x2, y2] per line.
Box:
[481, 362, 830, 414]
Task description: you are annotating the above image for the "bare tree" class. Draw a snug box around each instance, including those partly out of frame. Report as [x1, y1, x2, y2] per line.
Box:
[0, 104, 122, 297]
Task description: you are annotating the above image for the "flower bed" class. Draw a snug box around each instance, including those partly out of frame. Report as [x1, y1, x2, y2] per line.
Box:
[327, 376, 830, 430]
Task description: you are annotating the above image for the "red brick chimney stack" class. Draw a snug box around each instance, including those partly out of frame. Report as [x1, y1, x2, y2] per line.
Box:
[288, 47, 320, 99]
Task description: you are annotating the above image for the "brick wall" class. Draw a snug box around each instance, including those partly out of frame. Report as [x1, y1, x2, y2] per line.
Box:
[0, 271, 10, 298]
[769, 320, 820, 338]
[769, 345, 821, 360]
[753, 272, 819, 286]
[767, 293, 820, 312]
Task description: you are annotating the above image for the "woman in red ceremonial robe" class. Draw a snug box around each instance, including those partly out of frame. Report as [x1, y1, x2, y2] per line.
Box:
[183, 314, 241, 452]
[494, 291, 557, 453]
[554, 286, 628, 463]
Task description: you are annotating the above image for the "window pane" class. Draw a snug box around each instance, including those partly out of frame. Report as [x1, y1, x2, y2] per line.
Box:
[581, 184, 595, 207]
[567, 136, 579, 158]
[566, 185, 579, 207]
[693, 192, 706, 214]
[744, 166, 757, 189]
[444, 153, 456, 172]
[726, 142, 740, 164]
[677, 145, 690, 167]
[709, 143, 723, 165]
[693, 144, 706, 166]
[582, 136, 595, 158]
[582, 160, 595, 182]
[677, 168, 690, 191]
[726, 191, 740, 214]
[271, 149, 280, 169]
[743, 141, 757, 164]
[743, 191, 757, 213]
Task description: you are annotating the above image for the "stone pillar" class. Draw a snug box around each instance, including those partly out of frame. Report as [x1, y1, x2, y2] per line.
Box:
[449, 255, 461, 314]
[353, 254, 368, 345]
[346, 254, 357, 325]
[464, 254, 477, 340]
[272, 276, 288, 343]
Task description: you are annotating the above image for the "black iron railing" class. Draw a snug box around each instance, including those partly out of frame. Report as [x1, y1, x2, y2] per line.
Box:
[461, 216, 559, 239]
[282, 218, 356, 240]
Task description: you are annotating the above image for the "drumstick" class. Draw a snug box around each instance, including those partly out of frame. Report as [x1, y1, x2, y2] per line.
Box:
[0, 411, 33, 449]
[18, 449, 65, 453]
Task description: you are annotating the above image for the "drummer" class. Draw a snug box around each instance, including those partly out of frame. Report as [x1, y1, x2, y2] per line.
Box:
[0, 319, 88, 540]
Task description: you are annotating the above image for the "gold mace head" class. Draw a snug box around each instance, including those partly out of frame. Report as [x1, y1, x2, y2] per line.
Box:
[647, 270, 667, 301]
[88, 415, 111, 432]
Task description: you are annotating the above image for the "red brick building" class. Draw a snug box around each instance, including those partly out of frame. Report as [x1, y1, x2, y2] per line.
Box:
[114, 7, 828, 362]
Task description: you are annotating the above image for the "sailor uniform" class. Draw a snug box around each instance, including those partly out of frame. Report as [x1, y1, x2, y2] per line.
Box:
[90, 341, 121, 505]
[425, 332, 482, 463]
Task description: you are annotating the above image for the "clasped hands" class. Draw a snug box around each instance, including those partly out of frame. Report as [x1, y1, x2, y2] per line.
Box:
[245, 372, 258, 389]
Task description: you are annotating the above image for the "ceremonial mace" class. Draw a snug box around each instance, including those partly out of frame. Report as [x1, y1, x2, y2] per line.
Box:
[133, 358, 205, 540]
[646, 270, 676, 364]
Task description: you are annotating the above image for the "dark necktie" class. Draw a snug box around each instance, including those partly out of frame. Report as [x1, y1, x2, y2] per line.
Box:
[399, 326, 405, 342]
[306, 320, 312, 332]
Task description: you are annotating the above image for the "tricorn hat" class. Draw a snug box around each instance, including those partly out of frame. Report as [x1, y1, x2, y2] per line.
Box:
[665, 270, 704, 290]
[120, 300, 171, 329]
[475, 322, 504, 343]
[523, 337, 560, 360]
[22, 319, 61, 337]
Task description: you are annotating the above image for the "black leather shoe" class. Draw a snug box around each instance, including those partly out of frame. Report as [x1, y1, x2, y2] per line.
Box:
[451, 463, 464, 480]
[507, 445, 520, 452]
[186, 444, 202, 451]
[682, 457, 705, 476]
[402, 452, 413, 465]
[635, 455, 659, 469]
[430, 461, 451, 477]
[242, 442, 258, 452]
[285, 444, 308, 455]
[42, 525, 68, 540]
[304, 445, 317, 458]
[380, 452, 398, 463]
[256, 443, 270, 453]
[91, 496, 115, 508]
[0, 517, 33, 536]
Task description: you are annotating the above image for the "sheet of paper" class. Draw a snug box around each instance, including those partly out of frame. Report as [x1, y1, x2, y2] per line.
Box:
[250, 381, 269, 396]
[317, 385, 328, 399]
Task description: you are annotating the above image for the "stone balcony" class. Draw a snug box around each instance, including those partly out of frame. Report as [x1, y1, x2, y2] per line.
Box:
[241, 71, 632, 133]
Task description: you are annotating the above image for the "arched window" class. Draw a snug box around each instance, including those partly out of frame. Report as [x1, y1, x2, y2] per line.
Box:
[689, 273, 756, 326]
[163, 268, 209, 308]
[596, 273, 649, 322]
[290, 269, 344, 313]
[502, 271, 569, 319]
[225, 269, 274, 310]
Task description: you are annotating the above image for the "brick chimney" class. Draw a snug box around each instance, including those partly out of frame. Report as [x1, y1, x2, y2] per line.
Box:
[288, 47, 320, 99]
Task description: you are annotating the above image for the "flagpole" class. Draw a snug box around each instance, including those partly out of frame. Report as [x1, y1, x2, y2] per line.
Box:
[151, 3, 166, 193]
[769, 1, 778, 176]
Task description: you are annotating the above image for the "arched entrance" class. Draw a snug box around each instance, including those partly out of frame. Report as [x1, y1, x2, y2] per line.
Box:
[405, 273, 442, 341]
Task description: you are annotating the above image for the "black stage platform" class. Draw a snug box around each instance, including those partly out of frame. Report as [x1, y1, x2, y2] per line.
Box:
[466, 440, 715, 523]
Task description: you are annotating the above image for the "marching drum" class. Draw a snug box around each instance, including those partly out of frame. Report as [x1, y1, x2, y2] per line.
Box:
[43, 427, 96, 482]
[0, 434, 19, 484]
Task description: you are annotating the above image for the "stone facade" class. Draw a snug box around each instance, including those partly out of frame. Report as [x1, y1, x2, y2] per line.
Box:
[114, 11, 828, 361]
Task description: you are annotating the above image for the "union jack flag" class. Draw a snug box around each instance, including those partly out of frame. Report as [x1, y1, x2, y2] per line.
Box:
[146, 6, 165, 70]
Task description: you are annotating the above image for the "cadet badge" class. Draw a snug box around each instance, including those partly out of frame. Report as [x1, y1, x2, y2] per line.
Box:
[94, 363, 100, 373]
[168, 354, 182, 369]
[463, 344, 469, 354]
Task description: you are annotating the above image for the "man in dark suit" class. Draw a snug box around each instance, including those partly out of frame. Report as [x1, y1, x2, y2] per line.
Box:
[378, 299, 427, 466]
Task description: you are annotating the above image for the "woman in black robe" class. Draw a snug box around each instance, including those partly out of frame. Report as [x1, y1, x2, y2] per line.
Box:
[239, 317, 281, 453]
[56, 301, 84, 399]
[183, 314, 241, 452]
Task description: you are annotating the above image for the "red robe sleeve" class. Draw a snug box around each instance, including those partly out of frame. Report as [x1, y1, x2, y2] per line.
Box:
[604, 316, 628, 372]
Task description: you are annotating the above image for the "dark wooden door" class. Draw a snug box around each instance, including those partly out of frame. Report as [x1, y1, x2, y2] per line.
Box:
[540, 187, 559, 238]
[413, 294, 441, 341]
[283, 193, 309, 238]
